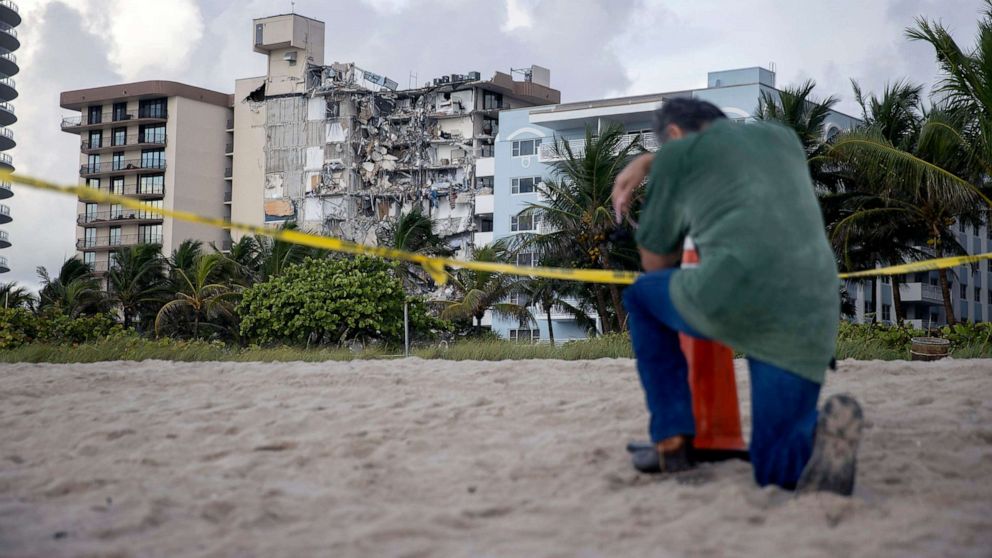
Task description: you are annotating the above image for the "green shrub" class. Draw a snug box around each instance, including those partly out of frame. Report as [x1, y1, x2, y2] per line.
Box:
[0, 308, 38, 349]
[237, 256, 447, 346]
[940, 322, 992, 347]
[35, 312, 121, 344]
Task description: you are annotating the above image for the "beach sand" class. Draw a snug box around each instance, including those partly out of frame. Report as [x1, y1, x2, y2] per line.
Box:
[0, 357, 990, 557]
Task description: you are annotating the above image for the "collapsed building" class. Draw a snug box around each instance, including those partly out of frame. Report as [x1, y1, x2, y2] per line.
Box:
[229, 13, 560, 255]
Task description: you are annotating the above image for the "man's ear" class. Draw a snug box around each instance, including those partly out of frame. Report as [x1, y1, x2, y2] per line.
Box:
[665, 124, 684, 141]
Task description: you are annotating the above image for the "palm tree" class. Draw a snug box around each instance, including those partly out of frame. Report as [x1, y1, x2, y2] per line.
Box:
[0, 282, 34, 309]
[256, 222, 323, 281]
[106, 244, 168, 330]
[517, 122, 643, 333]
[36, 258, 106, 317]
[169, 239, 204, 277]
[155, 253, 239, 339]
[829, 108, 985, 325]
[381, 210, 453, 291]
[756, 79, 842, 189]
[908, 1, 992, 175]
[519, 276, 596, 346]
[215, 235, 263, 286]
[435, 245, 532, 334]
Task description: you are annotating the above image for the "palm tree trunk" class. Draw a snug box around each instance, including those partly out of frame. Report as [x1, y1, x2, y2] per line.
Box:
[475, 314, 482, 335]
[593, 286, 611, 334]
[608, 285, 626, 332]
[938, 268, 956, 326]
[545, 306, 555, 347]
[891, 275, 905, 324]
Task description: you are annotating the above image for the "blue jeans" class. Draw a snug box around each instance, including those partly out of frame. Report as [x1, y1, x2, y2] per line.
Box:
[623, 269, 821, 489]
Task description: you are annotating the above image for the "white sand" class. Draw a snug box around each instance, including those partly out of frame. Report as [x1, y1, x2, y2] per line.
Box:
[0, 358, 990, 558]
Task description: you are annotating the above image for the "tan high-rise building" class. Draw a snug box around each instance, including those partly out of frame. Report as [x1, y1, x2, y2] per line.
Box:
[60, 81, 234, 272]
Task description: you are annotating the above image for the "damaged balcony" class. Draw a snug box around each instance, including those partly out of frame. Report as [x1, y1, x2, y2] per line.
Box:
[61, 108, 168, 133]
[77, 209, 163, 227]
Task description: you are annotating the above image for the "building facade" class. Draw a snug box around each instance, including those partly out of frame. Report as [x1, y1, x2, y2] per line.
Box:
[854, 224, 992, 328]
[486, 67, 861, 341]
[60, 81, 233, 272]
[0, 0, 19, 274]
[230, 14, 559, 256]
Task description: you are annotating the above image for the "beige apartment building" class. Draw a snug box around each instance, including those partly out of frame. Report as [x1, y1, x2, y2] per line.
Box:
[60, 81, 233, 272]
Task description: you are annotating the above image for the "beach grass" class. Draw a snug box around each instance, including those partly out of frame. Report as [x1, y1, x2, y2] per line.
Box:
[1, 328, 990, 363]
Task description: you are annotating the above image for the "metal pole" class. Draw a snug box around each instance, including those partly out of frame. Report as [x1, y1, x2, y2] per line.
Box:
[403, 301, 410, 357]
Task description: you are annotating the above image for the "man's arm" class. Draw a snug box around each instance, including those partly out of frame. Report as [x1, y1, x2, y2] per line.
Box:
[639, 246, 681, 272]
[612, 153, 654, 223]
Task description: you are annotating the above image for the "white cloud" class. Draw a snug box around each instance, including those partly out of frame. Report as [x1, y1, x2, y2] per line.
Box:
[503, 0, 534, 32]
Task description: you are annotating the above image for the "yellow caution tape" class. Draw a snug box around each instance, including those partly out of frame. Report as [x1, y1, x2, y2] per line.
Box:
[4, 170, 988, 285]
[837, 252, 992, 279]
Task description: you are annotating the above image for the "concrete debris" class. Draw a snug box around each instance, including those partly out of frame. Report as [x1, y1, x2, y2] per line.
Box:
[258, 61, 556, 257]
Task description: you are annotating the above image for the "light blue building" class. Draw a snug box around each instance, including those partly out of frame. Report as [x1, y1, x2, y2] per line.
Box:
[478, 67, 862, 341]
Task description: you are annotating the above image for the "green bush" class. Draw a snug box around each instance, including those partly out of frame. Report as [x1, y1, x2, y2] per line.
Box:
[237, 256, 447, 346]
[36, 311, 121, 344]
[940, 322, 992, 347]
[0, 308, 38, 349]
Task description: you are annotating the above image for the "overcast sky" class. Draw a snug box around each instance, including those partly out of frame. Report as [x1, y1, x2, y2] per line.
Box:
[5, 0, 983, 290]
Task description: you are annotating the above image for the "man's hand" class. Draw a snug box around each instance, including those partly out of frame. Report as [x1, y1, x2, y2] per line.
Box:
[612, 153, 654, 223]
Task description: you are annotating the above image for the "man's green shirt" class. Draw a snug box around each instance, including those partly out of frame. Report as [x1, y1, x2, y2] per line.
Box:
[636, 119, 839, 384]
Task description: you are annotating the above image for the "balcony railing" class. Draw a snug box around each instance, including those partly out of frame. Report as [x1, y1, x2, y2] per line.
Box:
[78, 209, 163, 225]
[0, 203, 9, 217]
[79, 159, 166, 175]
[224, 168, 232, 178]
[0, 255, 7, 269]
[77, 233, 163, 250]
[538, 132, 659, 162]
[0, 1, 20, 15]
[0, 24, 17, 38]
[225, 143, 233, 153]
[0, 51, 14, 65]
[0, 153, 11, 166]
[0, 127, 12, 140]
[0, 181, 9, 194]
[0, 77, 15, 90]
[223, 191, 232, 202]
[0, 230, 9, 243]
[61, 108, 168, 129]
[85, 184, 164, 198]
[81, 134, 166, 150]
[0, 101, 13, 115]
[226, 118, 234, 129]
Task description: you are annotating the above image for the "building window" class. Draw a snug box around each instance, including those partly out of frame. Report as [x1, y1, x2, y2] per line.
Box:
[508, 328, 539, 342]
[87, 130, 102, 149]
[82, 252, 95, 266]
[881, 276, 890, 284]
[86, 178, 100, 191]
[960, 283, 968, 299]
[108, 251, 120, 269]
[976, 286, 982, 303]
[87, 105, 102, 125]
[86, 154, 100, 173]
[138, 174, 164, 195]
[112, 102, 128, 121]
[976, 306, 984, 323]
[511, 176, 541, 195]
[138, 224, 162, 244]
[112, 151, 125, 171]
[83, 228, 96, 248]
[140, 124, 165, 144]
[988, 289, 992, 304]
[112, 127, 126, 147]
[961, 302, 969, 321]
[139, 98, 167, 119]
[141, 149, 165, 169]
[483, 92, 503, 110]
[508, 292, 530, 306]
[511, 209, 540, 232]
[512, 139, 538, 157]
[109, 226, 122, 246]
[137, 200, 163, 220]
[930, 312, 939, 325]
[84, 203, 97, 223]
[477, 176, 494, 189]
[110, 177, 124, 195]
[477, 214, 493, 232]
[959, 221, 966, 233]
[516, 252, 537, 267]
[881, 304, 891, 322]
[110, 203, 123, 220]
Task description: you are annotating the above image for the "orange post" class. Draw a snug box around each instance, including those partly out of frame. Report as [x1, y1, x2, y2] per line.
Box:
[679, 238, 747, 451]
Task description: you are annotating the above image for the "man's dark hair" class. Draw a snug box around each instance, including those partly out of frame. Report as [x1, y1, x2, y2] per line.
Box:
[653, 98, 727, 141]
